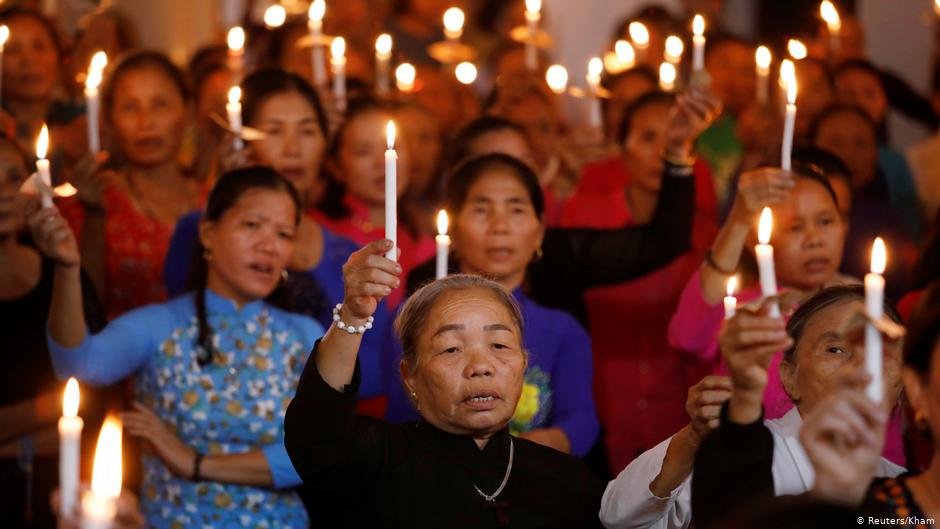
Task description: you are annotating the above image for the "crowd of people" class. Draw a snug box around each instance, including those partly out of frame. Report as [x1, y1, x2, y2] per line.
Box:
[1, 0, 939, 527]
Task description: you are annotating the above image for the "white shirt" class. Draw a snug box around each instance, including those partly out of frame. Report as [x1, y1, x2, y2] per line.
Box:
[599, 408, 905, 529]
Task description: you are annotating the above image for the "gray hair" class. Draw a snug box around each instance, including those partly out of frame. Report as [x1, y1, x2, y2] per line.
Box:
[395, 274, 525, 376]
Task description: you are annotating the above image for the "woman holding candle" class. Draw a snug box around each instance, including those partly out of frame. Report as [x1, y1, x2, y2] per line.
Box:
[37, 166, 325, 529]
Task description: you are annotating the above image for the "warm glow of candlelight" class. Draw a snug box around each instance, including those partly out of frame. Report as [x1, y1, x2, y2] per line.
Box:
[615, 39, 636, 66]
[376, 33, 393, 57]
[36, 124, 49, 160]
[227, 85, 241, 105]
[331, 36, 346, 60]
[692, 14, 705, 36]
[664, 35, 684, 62]
[308, 0, 325, 23]
[726, 276, 738, 297]
[820, 1, 842, 31]
[779, 58, 795, 89]
[629, 22, 649, 47]
[85, 68, 102, 91]
[386, 120, 396, 150]
[226, 26, 245, 53]
[90, 51, 107, 72]
[63, 378, 79, 418]
[587, 57, 603, 85]
[871, 237, 886, 274]
[758, 207, 773, 244]
[443, 7, 465, 39]
[54, 182, 77, 197]
[935, 0, 940, 17]
[756, 45, 771, 71]
[437, 209, 449, 235]
[0, 25, 9, 47]
[525, 0, 542, 15]
[90, 417, 122, 499]
[659, 62, 677, 89]
[264, 4, 287, 28]
[787, 70, 797, 104]
[787, 39, 807, 60]
[455, 62, 477, 84]
[395, 63, 416, 91]
[545, 64, 568, 94]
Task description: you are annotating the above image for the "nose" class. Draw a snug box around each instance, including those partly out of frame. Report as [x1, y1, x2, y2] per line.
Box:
[804, 222, 824, 249]
[255, 227, 277, 255]
[136, 108, 155, 131]
[282, 129, 300, 158]
[488, 211, 511, 235]
[464, 348, 495, 379]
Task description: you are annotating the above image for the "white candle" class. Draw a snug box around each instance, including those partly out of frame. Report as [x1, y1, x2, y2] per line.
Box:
[375, 34, 392, 97]
[755, 207, 781, 318]
[226, 86, 244, 151]
[545, 64, 568, 94]
[691, 15, 706, 72]
[524, 0, 541, 71]
[628, 22, 649, 63]
[865, 237, 886, 403]
[755, 45, 771, 104]
[81, 416, 122, 529]
[58, 378, 82, 519]
[331, 37, 347, 113]
[658, 62, 677, 92]
[435, 210, 450, 279]
[724, 275, 738, 319]
[820, 1, 842, 56]
[308, 0, 327, 87]
[586, 57, 603, 132]
[395, 63, 416, 93]
[664, 35, 684, 65]
[780, 62, 797, 171]
[0, 25, 9, 109]
[443, 7, 465, 42]
[455, 62, 478, 85]
[385, 121, 398, 261]
[85, 51, 107, 155]
[226, 26, 245, 78]
[36, 124, 53, 208]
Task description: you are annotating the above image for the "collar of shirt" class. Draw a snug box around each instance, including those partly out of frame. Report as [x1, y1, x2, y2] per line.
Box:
[204, 287, 266, 319]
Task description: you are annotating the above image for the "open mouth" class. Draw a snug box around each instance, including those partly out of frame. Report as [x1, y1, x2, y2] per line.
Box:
[248, 263, 275, 275]
[485, 248, 514, 262]
[803, 257, 831, 273]
[463, 392, 501, 409]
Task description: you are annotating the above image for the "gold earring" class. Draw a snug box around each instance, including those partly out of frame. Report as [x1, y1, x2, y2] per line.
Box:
[916, 410, 929, 430]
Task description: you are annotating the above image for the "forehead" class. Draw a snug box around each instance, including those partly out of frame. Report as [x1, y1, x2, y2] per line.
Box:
[465, 170, 530, 200]
[630, 102, 671, 128]
[423, 288, 519, 333]
[819, 111, 874, 138]
[778, 178, 837, 214]
[225, 188, 296, 220]
[258, 92, 317, 118]
[797, 299, 856, 348]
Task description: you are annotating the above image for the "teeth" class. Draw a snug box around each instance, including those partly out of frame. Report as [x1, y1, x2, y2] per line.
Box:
[470, 396, 494, 403]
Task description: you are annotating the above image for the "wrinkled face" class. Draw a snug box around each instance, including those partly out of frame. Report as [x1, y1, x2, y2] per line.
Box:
[499, 95, 559, 170]
[764, 178, 846, 290]
[402, 288, 526, 437]
[398, 105, 442, 197]
[781, 299, 902, 413]
[2, 14, 59, 102]
[706, 41, 756, 115]
[452, 169, 544, 290]
[813, 111, 878, 191]
[109, 67, 187, 167]
[250, 92, 326, 200]
[794, 62, 834, 137]
[622, 101, 670, 194]
[467, 129, 536, 169]
[200, 189, 297, 306]
[0, 143, 29, 237]
[604, 74, 657, 140]
[835, 68, 887, 125]
[335, 110, 409, 207]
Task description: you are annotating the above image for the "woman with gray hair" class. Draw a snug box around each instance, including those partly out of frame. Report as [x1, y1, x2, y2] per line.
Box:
[284, 239, 604, 528]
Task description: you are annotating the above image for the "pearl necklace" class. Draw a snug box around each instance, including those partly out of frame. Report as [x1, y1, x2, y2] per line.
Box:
[473, 438, 514, 502]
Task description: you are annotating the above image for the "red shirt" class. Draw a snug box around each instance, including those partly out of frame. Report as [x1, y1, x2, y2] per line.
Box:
[560, 156, 718, 474]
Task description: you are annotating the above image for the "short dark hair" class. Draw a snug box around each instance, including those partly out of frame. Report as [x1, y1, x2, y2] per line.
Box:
[0, 7, 63, 55]
[446, 115, 526, 172]
[834, 58, 884, 88]
[807, 102, 877, 144]
[241, 67, 329, 135]
[617, 90, 674, 144]
[445, 153, 545, 220]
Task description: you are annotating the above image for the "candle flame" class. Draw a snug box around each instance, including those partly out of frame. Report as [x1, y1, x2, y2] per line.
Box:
[308, 0, 325, 23]
[755, 45, 772, 70]
[443, 7, 465, 34]
[455, 62, 477, 85]
[587, 56, 603, 85]
[787, 69, 798, 104]
[0, 25, 9, 47]
[386, 120, 396, 150]
[263, 4, 287, 28]
[90, 51, 108, 72]
[375, 33, 393, 56]
[227, 85, 241, 105]
[63, 377, 79, 418]
[545, 64, 568, 94]
[90, 416, 122, 499]
[664, 35, 684, 62]
[692, 15, 705, 36]
[779, 58, 795, 90]
[331, 36, 346, 60]
[85, 68, 102, 91]
[525, 0, 542, 14]
[871, 237, 886, 274]
[820, 1, 841, 31]
[787, 39, 807, 60]
[659, 62, 677, 89]
[615, 40, 635, 66]
[395, 63, 416, 91]
[726, 275, 738, 297]
[226, 26, 245, 52]
[36, 124, 49, 160]
[436, 209, 449, 235]
[758, 207, 773, 244]
[628, 22, 649, 47]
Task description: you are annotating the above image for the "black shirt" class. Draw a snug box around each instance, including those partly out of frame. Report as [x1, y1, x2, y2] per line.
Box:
[285, 341, 605, 528]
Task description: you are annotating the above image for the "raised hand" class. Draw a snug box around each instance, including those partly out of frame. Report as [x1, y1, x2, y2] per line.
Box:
[25, 200, 81, 268]
[686, 375, 733, 441]
[70, 151, 113, 212]
[728, 167, 795, 223]
[340, 239, 401, 322]
[665, 87, 723, 161]
[123, 402, 196, 479]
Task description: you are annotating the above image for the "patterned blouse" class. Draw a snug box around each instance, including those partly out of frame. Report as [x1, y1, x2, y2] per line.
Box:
[49, 290, 324, 529]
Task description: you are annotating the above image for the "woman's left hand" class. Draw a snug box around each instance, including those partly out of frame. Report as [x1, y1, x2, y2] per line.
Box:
[123, 402, 196, 479]
[665, 87, 723, 160]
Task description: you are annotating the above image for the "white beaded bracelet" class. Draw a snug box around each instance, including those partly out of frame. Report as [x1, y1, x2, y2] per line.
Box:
[332, 303, 374, 334]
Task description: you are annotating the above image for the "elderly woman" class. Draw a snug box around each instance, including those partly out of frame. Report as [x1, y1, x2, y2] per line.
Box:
[284, 246, 604, 528]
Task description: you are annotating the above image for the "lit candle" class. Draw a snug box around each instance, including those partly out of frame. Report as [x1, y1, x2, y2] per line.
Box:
[780, 60, 797, 171]
[84, 51, 106, 155]
[455, 61, 477, 85]
[385, 121, 398, 261]
[664, 35, 684, 65]
[659, 62, 677, 91]
[787, 38, 807, 60]
[778, 57, 794, 109]
[443, 7, 465, 42]
[226, 86, 243, 151]
[755, 45, 771, 104]
[331, 37, 347, 113]
[691, 15, 706, 72]
[36, 124, 52, 208]
[524, 0, 542, 71]
[375, 33, 393, 97]
[628, 22, 649, 62]
[263, 4, 287, 28]
[395, 63, 416, 93]
[615, 40, 636, 70]
[0, 25, 9, 109]
[586, 57, 603, 131]
[864, 237, 886, 403]
[545, 64, 569, 94]
[308, 0, 327, 87]
[435, 209, 450, 279]
[58, 378, 82, 518]
[226, 26, 245, 78]
[820, 1, 842, 56]
[755, 207, 781, 318]
[81, 416, 122, 529]
[724, 275, 738, 319]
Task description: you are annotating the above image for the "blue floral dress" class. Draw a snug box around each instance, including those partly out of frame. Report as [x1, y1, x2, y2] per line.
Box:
[49, 290, 323, 529]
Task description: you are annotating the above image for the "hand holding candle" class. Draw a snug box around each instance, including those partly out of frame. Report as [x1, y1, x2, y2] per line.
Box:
[331, 37, 347, 113]
[385, 121, 398, 261]
[755, 207, 781, 318]
[864, 237, 886, 403]
[81, 416, 122, 529]
[435, 210, 450, 279]
[59, 378, 82, 519]
[724, 276, 738, 319]
[36, 124, 53, 208]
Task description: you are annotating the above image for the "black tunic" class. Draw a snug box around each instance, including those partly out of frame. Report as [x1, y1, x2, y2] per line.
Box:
[285, 341, 605, 529]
